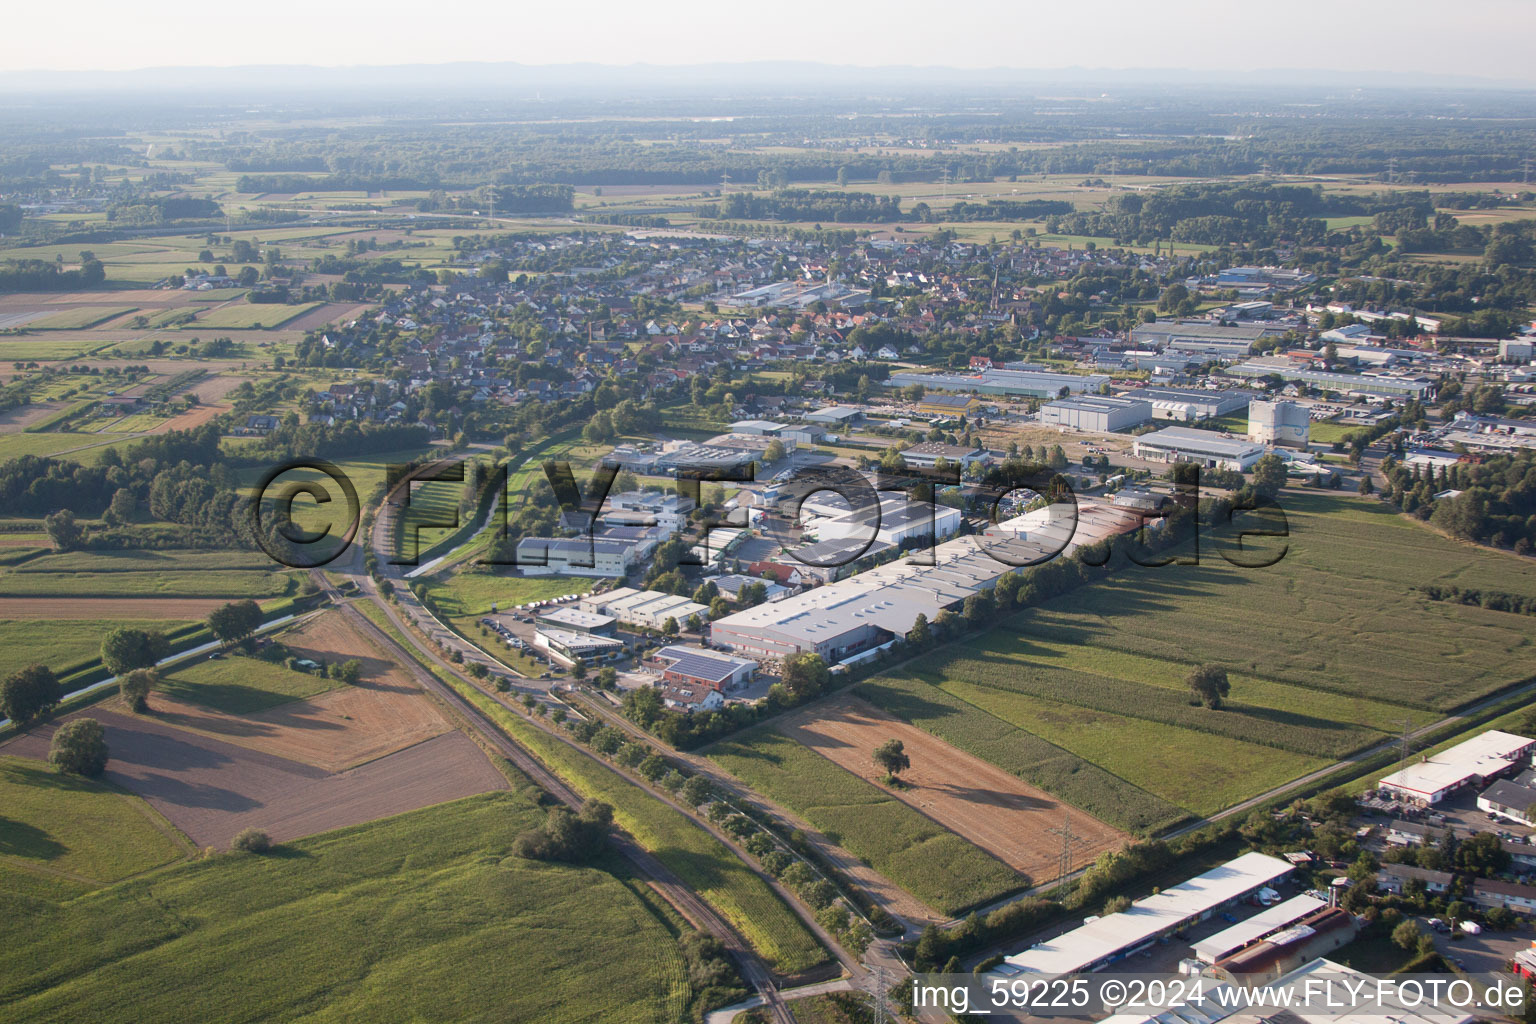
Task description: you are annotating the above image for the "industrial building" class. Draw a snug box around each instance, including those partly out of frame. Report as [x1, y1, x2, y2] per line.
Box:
[803, 492, 964, 549]
[1102, 957, 1473, 1024]
[533, 628, 625, 665]
[805, 405, 865, 426]
[601, 490, 694, 533]
[1040, 394, 1153, 432]
[712, 501, 1147, 663]
[1191, 894, 1328, 964]
[1226, 360, 1437, 400]
[1248, 400, 1310, 448]
[1132, 426, 1267, 471]
[998, 852, 1295, 976]
[515, 536, 640, 577]
[646, 645, 757, 692]
[915, 393, 986, 417]
[1211, 906, 1358, 982]
[1130, 386, 1255, 422]
[577, 587, 710, 631]
[534, 607, 617, 636]
[898, 441, 989, 470]
[887, 368, 1109, 399]
[1130, 321, 1285, 360]
[1375, 729, 1535, 806]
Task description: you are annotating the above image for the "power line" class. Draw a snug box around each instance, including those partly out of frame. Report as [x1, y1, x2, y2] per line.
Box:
[1046, 812, 1078, 881]
[864, 964, 888, 1024]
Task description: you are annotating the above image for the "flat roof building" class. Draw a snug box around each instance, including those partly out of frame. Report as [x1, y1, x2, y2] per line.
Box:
[713, 501, 1147, 663]
[579, 588, 709, 631]
[534, 607, 618, 636]
[533, 628, 624, 665]
[1130, 387, 1255, 422]
[515, 536, 639, 577]
[899, 441, 989, 469]
[1227, 360, 1437, 400]
[1377, 730, 1535, 805]
[1101, 957, 1473, 1024]
[888, 368, 1109, 399]
[1132, 426, 1267, 471]
[1191, 894, 1328, 964]
[1000, 852, 1294, 976]
[1040, 394, 1153, 432]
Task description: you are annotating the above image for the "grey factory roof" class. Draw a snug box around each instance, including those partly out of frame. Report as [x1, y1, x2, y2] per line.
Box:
[1134, 426, 1267, 458]
[714, 501, 1146, 652]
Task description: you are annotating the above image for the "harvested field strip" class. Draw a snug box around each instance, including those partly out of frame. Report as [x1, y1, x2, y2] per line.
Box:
[0, 711, 503, 849]
[777, 697, 1125, 886]
[14, 549, 274, 573]
[854, 674, 1189, 834]
[0, 570, 291, 599]
[709, 726, 1022, 914]
[939, 680, 1325, 817]
[0, 794, 695, 1024]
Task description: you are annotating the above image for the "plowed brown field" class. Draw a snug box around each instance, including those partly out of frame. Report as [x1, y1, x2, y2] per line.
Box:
[780, 695, 1125, 884]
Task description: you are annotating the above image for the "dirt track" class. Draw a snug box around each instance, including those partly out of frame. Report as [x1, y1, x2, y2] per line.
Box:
[0, 597, 229, 619]
[779, 696, 1125, 885]
[0, 712, 505, 849]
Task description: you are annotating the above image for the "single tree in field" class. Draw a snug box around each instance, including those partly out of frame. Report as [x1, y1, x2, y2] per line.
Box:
[232, 828, 271, 853]
[1188, 664, 1231, 709]
[873, 738, 910, 781]
[50, 718, 108, 777]
[120, 668, 157, 713]
[571, 658, 587, 680]
[44, 508, 83, 550]
[0, 664, 61, 728]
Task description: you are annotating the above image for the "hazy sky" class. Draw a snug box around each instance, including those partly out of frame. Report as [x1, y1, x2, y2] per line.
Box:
[4, 0, 1534, 81]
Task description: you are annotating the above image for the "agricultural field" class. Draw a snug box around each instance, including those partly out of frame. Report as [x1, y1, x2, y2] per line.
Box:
[0, 617, 196, 683]
[1011, 494, 1536, 711]
[155, 655, 341, 714]
[185, 301, 323, 329]
[859, 493, 1536, 825]
[140, 610, 456, 772]
[0, 755, 189, 899]
[854, 674, 1191, 835]
[412, 654, 828, 976]
[0, 568, 292, 599]
[26, 307, 138, 330]
[0, 793, 704, 1024]
[707, 724, 1026, 914]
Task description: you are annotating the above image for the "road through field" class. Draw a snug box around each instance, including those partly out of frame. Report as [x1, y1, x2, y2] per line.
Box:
[317, 509, 813, 1022]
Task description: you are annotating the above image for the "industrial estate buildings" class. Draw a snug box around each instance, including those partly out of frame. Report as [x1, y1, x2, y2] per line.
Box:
[1375, 730, 1535, 806]
[1132, 426, 1268, 471]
